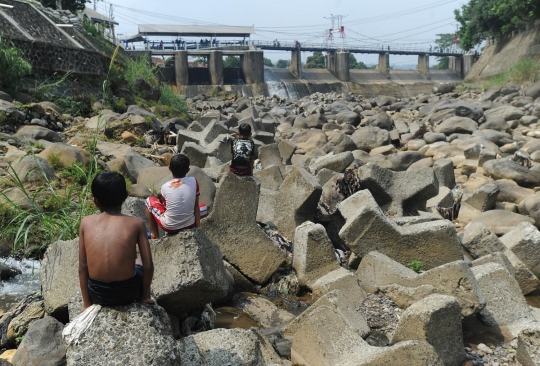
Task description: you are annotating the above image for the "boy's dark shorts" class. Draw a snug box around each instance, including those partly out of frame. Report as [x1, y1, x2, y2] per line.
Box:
[87, 265, 143, 306]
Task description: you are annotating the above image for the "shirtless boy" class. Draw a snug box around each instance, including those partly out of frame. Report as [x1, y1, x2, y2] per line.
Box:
[79, 172, 154, 311]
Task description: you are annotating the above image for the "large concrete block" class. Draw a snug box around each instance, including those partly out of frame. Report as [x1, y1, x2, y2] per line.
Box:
[517, 327, 540, 366]
[150, 230, 232, 316]
[472, 262, 540, 337]
[202, 173, 286, 284]
[461, 222, 507, 259]
[292, 221, 340, 288]
[291, 306, 443, 366]
[257, 166, 322, 239]
[178, 328, 280, 365]
[471, 252, 515, 278]
[253, 165, 283, 191]
[357, 251, 485, 317]
[356, 163, 439, 216]
[501, 222, 540, 269]
[503, 249, 540, 295]
[39, 239, 79, 323]
[433, 158, 455, 188]
[391, 294, 467, 366]
[284, 289, 370, 339]
[309, 151, 355, 174]
[339, 191, 462, 270]
[311, 267, 366, 303]
[258, 143, 285, 171]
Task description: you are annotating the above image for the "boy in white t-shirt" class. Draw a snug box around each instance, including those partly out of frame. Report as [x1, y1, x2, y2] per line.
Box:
[145, 154, 201, 239]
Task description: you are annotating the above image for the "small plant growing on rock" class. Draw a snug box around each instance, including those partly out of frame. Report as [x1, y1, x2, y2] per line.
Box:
[46, 153, 63, 170]
[407, 260, 423, 273]
[61, 162, 88, 185]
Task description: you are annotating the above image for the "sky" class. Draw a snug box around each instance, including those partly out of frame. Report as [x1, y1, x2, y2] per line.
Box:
[93, 0, 469, 68]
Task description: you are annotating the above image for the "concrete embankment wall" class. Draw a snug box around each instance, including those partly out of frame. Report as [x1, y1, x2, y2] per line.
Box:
[177, 67, 462, 100]
[466, 22, 540, 80]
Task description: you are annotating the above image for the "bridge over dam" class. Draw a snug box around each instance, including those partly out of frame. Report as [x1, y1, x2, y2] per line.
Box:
[127, 25, 478, 99]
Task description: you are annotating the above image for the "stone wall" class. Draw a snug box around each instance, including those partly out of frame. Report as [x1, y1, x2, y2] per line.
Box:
[11, 39, 109, 75]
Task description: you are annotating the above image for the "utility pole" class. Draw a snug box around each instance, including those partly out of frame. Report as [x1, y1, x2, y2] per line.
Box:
[324, 14, 347, 51]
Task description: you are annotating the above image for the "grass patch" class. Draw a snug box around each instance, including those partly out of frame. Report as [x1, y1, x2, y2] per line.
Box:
[60, 162, 88, 185]
[509, 58, 540, 86]
[158, 84, 189, 118]
[0, 35, 32, 91]
[46, 153, 63, 170]
[124, 56, 158, 91]
[407, 260, 423, 273]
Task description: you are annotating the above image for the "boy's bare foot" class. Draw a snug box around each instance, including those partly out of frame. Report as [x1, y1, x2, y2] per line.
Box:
[140, 297, 156, 305]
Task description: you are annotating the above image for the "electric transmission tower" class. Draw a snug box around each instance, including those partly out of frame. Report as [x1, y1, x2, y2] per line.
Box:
[324, 14, 348, 50]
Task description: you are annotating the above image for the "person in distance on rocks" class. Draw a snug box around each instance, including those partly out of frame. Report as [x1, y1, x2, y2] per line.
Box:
[145, 154, 203, 239]
[229, 122, 255, 176]
[79, 172, 154, 311]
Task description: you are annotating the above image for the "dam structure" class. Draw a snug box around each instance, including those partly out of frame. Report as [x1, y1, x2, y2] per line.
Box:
[128, 25, 477, 99]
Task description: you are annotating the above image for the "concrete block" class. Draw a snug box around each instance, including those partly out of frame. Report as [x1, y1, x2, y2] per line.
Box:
[339, 191, 462, 270]
[257, 166, 322, 239]
[464, 183, 499, 212]
[472, 262, 539, 337]
[391, 294, 467, 366]
[501, 222, 540, 269]
[258, 143, 284, 170]
[278, 140, 296, 164]
[284, 289, 369, 339]
[150, 230, 232, 316]
[503, 249, 540, 295]
[253, 165, 283, 191]
[311, 267, 365, 304]
[433, 159, 456, 188]
[290, 306, 443, 366]
[517, 327, 540, 366]
[357, 252, 485, 317]
[202, 173, 286, 284]
[471, 252, 515, 278]
[356, 163, 439, 216]
[461, 222, 507, 259]
[309, 151, 355, 174]
[292, 221, 341, 288]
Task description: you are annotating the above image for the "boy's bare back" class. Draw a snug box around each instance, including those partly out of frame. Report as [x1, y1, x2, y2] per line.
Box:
[80, 213, 146, 281]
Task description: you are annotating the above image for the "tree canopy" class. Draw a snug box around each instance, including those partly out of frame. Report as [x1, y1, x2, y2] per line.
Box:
[263, 58, 274, 67]
[275, 59, 290, 68]
[305, 51, 325, 69]
[433, 33, 454, 69]
[455, 0, 540, 49]
[349, 54, 367, 69]
[223, 56, 241, 68]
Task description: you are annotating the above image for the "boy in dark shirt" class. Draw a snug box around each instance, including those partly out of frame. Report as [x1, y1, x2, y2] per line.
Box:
[79, 172, 154, 311]
[229, 123, 255, 176]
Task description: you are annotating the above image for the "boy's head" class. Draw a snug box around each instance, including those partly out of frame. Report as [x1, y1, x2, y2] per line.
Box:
[91, 172, 128, 211]
[238, 123, 252, 138]
[169, 154, 190, 178]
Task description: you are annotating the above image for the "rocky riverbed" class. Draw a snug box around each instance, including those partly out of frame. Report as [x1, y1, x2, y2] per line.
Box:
[1, 80, 540, 365]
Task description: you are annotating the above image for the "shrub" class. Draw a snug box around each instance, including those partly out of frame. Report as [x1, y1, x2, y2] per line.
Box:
[407, 260, 423, 273]
[509, 58, 540, 86]
[46, 153, 63, 170]
[60, 162, 88, 185]
[124, 56, 158, 91]
[0, 36, 32, 91]
[159, 84, 189, 117]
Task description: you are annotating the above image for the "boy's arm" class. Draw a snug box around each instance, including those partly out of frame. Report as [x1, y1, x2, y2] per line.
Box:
[78, 220, 93, 311]
[250, 156, 255, 175]
[137, 220, 155, 304]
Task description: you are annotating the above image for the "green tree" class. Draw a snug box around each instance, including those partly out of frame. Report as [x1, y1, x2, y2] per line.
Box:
[454, 0, 540, 49]
[263, 57, 274, 67]
[41, 0, 89, 12]
[349, 54, 368, 69]
[305, 51, 325, 69]
[192, 57, 206, 67]
[433, 33, 454, 69]
[275, 59, 290, 68]
[223, 56, 241, 68]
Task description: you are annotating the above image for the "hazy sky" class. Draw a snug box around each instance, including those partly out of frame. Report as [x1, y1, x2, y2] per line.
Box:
[94, 0, 469, 67]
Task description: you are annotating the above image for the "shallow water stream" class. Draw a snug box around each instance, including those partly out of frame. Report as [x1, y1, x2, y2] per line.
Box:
[0, 258, 41, 312]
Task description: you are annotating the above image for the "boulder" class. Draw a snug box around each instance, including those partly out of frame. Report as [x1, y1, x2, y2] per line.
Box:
[390, 294, 467, 366]
[500, 222, 540, 270]
[524, 80, 540, 99]
[150, 230, 232, 316]
[66, 301, 179, 365]
[323, 133, 357, 154]
[239, 293, 294, 329]
[178, 328, 280, 365]
[96, 141, 156, 183]
[14, 126, 63, 143]
[483, 159, 540, 188]
[11, 316, 66, 366]
[493, 179, 534, 204]
[484, 105, 524, 121]
[289, 129, 327, 152]
[372, 112, 394, 130]
[40, 239, 79, 322]
[351, 126, 391, 152]
[434, 101, 484, 121]
[202, 173, 286, 284]
[11, 156, 54, 183]
[309, 151, 354, 174]
[434, 116, 478, 135]
[388, 151, 425, 171]
[470, 210, 535, 236]
[517, 327, 540, 366]
[519, 194, 540, 227]
[336, 111, 361, 126]
[38, 143, 91, 168]
[292, 222, 340, 288]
